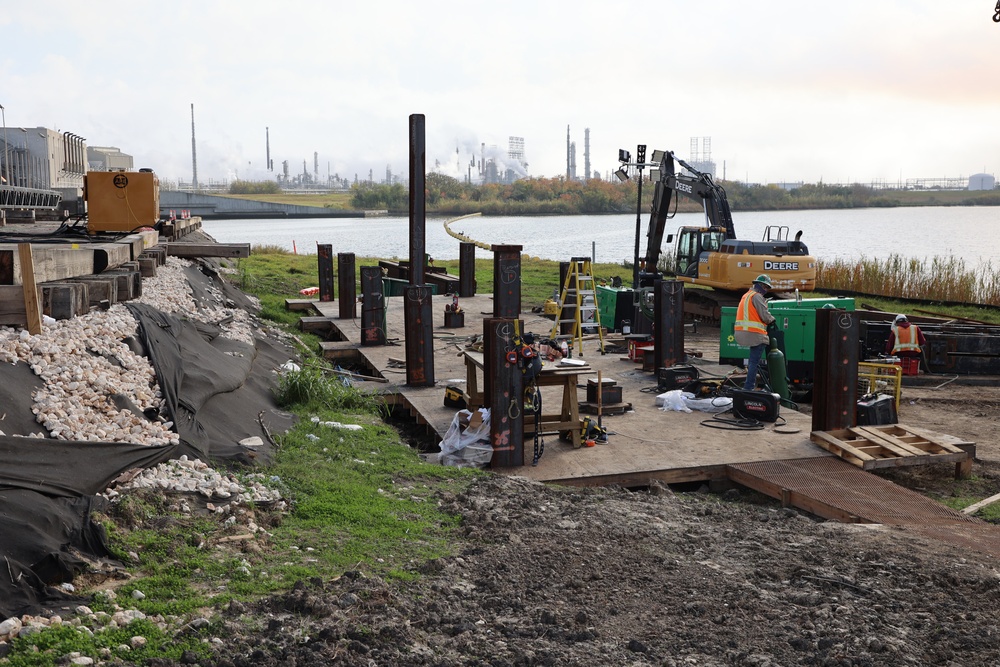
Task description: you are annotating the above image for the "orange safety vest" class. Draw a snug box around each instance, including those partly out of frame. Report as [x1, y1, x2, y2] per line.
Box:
[735, 289, 767, 335]
[892, 324, 921, 354]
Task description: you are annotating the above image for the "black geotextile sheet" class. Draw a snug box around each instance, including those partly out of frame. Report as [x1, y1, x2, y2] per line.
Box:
[0, 297, 297, 617]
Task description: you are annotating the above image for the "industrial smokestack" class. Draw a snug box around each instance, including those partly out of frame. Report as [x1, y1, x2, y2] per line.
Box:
[566, 125, 570, 180]
[584, 128, 591, 181]
[191, 103, 198, 189]
[266, 127, 271, 172]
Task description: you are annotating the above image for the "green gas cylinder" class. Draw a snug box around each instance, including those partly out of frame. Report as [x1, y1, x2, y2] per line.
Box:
[767, 335, 790, 401]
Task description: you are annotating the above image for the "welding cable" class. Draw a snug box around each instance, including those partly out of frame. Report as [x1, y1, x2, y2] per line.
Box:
[699, 411, 765, 431]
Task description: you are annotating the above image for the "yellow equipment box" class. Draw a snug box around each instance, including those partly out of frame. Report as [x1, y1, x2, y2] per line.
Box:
[84, 170, 160, 233]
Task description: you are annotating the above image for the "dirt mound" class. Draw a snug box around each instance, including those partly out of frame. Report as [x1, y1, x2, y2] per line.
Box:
[202, 474, 1000, 666]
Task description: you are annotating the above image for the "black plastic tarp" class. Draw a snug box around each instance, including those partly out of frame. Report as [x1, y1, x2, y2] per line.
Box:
[0, 286, 297, 617]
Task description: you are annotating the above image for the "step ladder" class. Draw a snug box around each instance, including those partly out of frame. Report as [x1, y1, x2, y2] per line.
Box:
[549, 257, 605, 356]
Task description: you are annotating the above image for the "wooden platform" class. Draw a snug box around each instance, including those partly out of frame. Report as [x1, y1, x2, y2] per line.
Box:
[301, 291, 977, 489]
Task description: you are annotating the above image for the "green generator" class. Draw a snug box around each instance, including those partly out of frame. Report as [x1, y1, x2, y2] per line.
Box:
[720, 297, 856, 387]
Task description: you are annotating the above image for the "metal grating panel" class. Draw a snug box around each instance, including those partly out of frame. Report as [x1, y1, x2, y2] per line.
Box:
[729, 458, 1000, 557]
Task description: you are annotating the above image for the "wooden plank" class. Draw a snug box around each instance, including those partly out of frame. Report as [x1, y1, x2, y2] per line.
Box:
[285, 298, 318, 312]
[166, 243, 250, 258]
[810, 431, 874, 467]
[962, 491, 1000, 515]
[319, 341, 363, 361]
[18, 244, 42, 334]
[0, 284, 37, 326]
[893, 425, 966, 454]
[850, 426, 928, 458]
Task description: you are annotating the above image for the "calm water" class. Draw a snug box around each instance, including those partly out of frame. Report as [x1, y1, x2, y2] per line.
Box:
[202, 206, 999, 269]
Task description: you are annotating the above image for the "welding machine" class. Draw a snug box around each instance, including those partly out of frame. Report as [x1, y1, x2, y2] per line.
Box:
[731, 390, 781, 422]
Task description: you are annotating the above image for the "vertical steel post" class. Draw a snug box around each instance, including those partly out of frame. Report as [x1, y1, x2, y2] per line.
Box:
[404, 285, 435, 386]
[485, 317, 523, 467]
[337, 253, 356, 319]
[653, 279, 685, 371]
[317, 244, 334, 302]
[812, 308, 860, 432]
[405, 113, 434, 385]
[459, 242, 476, 297]
[492, 244, 522, 318]
[359, 266, 386, 346]
[408, 114, 426, 286]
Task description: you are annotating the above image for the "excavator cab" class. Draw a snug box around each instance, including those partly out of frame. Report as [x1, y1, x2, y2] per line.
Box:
[666, 227, 726, 278]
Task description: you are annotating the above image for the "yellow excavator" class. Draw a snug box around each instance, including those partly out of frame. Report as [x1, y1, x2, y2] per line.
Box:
[638, 150, 817, 320]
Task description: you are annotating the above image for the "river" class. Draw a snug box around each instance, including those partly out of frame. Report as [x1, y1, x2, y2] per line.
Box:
[201, 206, 999, 269]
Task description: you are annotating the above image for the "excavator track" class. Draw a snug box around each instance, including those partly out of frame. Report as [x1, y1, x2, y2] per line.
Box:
[682, 289, 741, 324]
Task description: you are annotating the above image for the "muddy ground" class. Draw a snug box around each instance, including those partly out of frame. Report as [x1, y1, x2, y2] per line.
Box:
[193, 341, 1000, 666]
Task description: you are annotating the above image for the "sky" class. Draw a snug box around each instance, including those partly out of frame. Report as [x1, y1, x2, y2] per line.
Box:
[2, 1, 998, 187]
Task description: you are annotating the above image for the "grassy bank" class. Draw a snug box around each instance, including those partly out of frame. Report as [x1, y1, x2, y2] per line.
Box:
[4, 258, 481, 666]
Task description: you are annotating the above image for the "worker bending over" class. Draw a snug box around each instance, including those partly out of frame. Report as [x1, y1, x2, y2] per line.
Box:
[885, 313, 926, 359]
[734, 274, 776, 391]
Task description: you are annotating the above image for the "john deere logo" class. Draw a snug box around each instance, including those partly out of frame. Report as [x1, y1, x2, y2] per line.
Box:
[113, 174, 129, 188]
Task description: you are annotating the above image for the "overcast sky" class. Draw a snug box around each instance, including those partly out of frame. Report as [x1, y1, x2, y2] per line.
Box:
[3, 1, 997, 186]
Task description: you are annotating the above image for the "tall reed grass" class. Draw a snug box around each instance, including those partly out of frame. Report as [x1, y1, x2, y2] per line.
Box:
[816, 254, 1000, 306]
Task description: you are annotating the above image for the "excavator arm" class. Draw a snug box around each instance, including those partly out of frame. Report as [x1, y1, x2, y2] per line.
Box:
[642, 151, 735, 279]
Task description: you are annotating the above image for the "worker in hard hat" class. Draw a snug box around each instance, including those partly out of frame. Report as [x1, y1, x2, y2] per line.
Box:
[885, 313, 926, 358]
[734, 274, 776, 391]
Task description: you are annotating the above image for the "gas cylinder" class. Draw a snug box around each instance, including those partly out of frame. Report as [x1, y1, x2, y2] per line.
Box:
[766, 335, 790, 401]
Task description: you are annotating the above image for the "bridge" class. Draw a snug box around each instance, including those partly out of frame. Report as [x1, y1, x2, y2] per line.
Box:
[0, 185, 61, 211]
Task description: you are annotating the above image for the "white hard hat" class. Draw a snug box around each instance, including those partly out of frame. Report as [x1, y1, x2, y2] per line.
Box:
[894, 314, 907, 324]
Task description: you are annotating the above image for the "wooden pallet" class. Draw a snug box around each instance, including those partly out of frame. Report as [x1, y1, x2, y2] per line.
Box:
[811, 424, 970, 472]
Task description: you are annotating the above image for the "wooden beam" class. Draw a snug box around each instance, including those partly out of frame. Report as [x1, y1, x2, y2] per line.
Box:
[166, 243, 250, 258]
[18, 244, 42, 334]
[810, 430, 876, 464]
[92, 243, 132, 273]
[284, 298, 317, 312]
[0, 285, 37, 326]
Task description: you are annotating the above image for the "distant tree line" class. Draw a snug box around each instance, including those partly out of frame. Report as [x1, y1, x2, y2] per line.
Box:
[346, 174, 1000, 215]
[229, 180, 282, 195]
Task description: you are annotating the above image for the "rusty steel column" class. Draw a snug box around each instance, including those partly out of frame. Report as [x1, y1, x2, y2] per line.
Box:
[317, 244, 334, 302]
[405, 113, 434, 385]
[459, 242, 476, 297]
[337, 253, 357, 319]
[653, 279, 685, 371]
[408, 114, 426, 286]
[484, 317, 523, 467]
[492, 244, 522, 318]
[812, 307, 860, 432]
[404, 285, 435, 386]
[359, 266, 386, 346]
